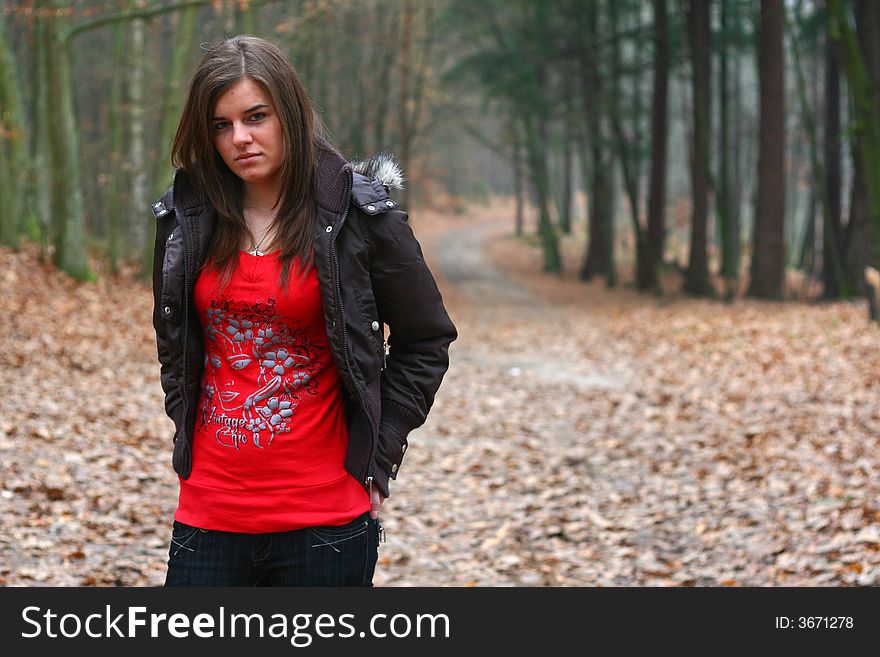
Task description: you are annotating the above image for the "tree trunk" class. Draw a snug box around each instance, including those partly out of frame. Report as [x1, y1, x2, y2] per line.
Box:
[559, 71, 574, 235]
[789, 1, 847, 297]
[154, 6, 198, 198]
[846, 1, 880, 296]
[398, 0, 413, 208]
[44, 1, 92, 280]
[406, 2, 435, 163]
[522, 110, 562, 273]
[645, 0, 669, 292]
[0, 9, 25, 248]
[236, 2, 258, 34]
[579, 0, 614, 284]
[749, 0, 786, 299]
[718, 0, 737, 297]
[798, 189, 816, 273]
[106, 21, 127, 274]
[685, 0, 712, 296]
[33, 9, 52, 258]
[128, 15, 149, 276]
[511, 118, 525, 237]
[371, 8, 400, 152]
[823, 22, 845, 298]
[609, 0, 645, 288]
[731, 10, 743, 289]
[828, 0, 880, 304]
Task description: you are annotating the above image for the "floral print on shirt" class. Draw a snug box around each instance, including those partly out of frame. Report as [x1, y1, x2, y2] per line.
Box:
[196, 296, 323, 451]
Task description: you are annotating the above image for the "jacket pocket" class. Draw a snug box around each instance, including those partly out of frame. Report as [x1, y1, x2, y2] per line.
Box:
[160, 226, 185, 325]
[356, 287, 384, 358]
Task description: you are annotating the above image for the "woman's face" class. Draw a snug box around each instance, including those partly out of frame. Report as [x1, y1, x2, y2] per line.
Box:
[211, 77, 285, 188]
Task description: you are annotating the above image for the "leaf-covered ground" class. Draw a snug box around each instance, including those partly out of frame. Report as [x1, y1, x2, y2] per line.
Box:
[2, 201, 879, 586]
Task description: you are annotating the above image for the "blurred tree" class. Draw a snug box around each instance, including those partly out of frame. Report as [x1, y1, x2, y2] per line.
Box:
[749, 0, 786, 299]
[644, 0, 669, 293]
[684, 0, 712, 296]
[609, 0, 648, 290]
[788, 0, 848, 298]
[823, 6, 845, 298]
[557, 65, 576, 236]
[0, 6, 26, 249]
[105, 20, 127, 274]
[153, 6, 199, 199]
[575, 0, 615, 285]
[41, 0, 92, 280]
[398, 0, 414, 208]
[828, 0, 880, 305]
[716, 0, 746, 299]
[128, 4, 148, 274]
[508, 117, 525, 236]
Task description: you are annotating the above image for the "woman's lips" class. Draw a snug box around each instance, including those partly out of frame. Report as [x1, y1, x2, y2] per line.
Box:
[235, 153, 260, 163]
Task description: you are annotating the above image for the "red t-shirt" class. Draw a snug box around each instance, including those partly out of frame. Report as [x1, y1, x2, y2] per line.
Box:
[173, 249, 370, 533]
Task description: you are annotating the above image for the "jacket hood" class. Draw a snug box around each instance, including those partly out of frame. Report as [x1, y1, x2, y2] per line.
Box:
[154, 143, 403, 219]
[350, 153, 405, 191]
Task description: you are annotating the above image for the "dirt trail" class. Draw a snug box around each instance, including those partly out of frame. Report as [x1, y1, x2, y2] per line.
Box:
[371, 205, 880, 586]
[430, 216, 624, 393]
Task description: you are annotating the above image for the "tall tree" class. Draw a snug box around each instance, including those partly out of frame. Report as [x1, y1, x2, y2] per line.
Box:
[106, 20, 128, 273]
[823, 15, 845, 298]
[558, 69, 575, 235]
[153, 6, 199, 198]
[644, 0, 669, 292]
[42, 0, 92, 280]
[717, 0, 738, 297]
[398, 0, 414, 208]
[509, 117, 525, 237]
[749, 0, 786, 299]
[578, 0, 615, 285]
[609, 0, 647, 289]
[0, 7, 26, 248]
[788, 0, 846, 297]
[828, 0, 880, 300]
[128, 10, 149, 275]
[684, 0, 712, 295]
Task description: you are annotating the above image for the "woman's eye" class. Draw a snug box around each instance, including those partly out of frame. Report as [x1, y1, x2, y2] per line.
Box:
[213, 121, 230, 131]
[249, 112, 266, 121]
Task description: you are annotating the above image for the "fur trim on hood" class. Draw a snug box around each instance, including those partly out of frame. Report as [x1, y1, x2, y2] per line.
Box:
[350, 153, 405, 190]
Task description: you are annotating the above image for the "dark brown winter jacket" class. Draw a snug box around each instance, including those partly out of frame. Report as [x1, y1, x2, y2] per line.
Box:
[150, 142, 457, 498]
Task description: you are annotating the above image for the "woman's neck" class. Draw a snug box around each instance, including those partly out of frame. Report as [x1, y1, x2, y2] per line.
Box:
[242, 179, 281, 216]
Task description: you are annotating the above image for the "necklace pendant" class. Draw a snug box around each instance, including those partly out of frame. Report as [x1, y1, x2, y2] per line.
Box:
[249, 247, 263, 256]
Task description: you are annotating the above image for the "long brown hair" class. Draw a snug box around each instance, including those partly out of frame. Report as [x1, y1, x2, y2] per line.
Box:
[171, 35, 329, 293]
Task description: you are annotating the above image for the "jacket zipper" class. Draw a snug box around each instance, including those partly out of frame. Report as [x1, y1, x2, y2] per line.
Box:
[330, 169, 377, 491]
[172, 171, 192, 465]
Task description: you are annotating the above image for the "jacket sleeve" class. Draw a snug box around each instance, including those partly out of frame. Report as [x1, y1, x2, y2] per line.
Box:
[152, 209, 184, 427]
[367, 207, 458, 497]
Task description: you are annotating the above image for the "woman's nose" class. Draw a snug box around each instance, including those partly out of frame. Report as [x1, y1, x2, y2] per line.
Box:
[232, 122, 253, 146]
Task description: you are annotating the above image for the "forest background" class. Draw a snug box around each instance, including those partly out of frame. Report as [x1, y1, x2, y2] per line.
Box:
[2, 0, 880, 301]
[0, 0, 880, 584]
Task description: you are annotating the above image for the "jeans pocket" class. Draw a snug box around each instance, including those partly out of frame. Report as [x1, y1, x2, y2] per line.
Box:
[308, 515, 370, 552]
[170, 520, 206, 557]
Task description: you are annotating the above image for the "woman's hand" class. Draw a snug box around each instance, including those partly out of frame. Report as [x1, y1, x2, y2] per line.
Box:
[370, 487, 385, 520]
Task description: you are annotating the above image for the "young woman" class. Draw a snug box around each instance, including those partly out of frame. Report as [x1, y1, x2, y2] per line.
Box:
[151, 35, 457, 586]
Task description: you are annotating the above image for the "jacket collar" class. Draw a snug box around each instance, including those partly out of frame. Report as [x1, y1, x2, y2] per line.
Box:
[153, 139, 401, 220]
[314, 139, 353, 215]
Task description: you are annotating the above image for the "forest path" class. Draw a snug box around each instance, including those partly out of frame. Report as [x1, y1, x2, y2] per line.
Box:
[431, 215, 623, 392]
[372, 203, 880, 586]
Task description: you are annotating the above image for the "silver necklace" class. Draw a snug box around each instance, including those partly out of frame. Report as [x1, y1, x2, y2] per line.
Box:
[245, 222, 273, 256]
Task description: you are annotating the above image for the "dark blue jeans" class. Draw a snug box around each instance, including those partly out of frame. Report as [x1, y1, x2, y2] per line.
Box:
[164, 511, 381, 587]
